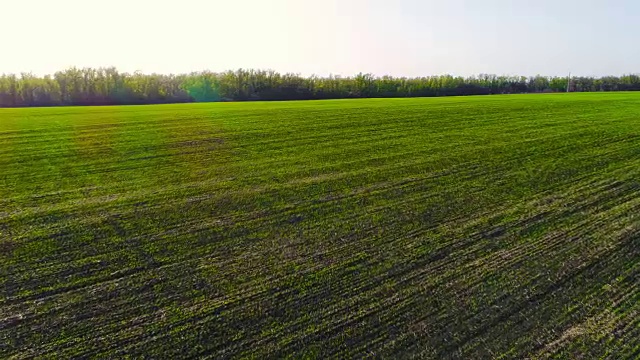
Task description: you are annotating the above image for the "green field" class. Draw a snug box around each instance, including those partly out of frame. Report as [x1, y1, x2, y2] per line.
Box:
[1, 93, 639, 358]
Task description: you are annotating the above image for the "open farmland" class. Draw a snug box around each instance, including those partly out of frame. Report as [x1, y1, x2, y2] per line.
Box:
[1, 93, 640, 358]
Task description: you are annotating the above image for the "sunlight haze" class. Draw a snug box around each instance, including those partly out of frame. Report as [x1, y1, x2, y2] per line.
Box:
[2, 0, 639, 76]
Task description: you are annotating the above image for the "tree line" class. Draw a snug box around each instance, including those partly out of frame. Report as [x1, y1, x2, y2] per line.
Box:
[1, 67, 640, 107]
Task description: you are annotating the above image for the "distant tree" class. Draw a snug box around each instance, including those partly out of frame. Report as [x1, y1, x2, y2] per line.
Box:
[2, 67, 640, 107]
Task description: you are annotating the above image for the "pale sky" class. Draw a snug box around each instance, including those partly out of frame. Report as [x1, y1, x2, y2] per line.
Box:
[2, 0, 639, 77]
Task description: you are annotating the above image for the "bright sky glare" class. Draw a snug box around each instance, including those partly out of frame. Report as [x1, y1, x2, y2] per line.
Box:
[2, 0, 639, 77]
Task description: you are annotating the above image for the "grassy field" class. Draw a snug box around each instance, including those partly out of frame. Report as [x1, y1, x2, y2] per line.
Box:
[1, 93, 639, 358]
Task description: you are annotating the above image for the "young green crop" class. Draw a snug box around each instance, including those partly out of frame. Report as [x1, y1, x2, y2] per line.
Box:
[1, 93, 639, 358]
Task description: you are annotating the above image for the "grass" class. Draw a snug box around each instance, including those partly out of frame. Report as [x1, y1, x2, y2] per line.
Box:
[1, 93, 639, 358]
